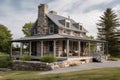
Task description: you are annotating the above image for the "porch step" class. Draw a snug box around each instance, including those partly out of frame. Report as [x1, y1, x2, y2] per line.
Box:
[93, 55, 107, 62]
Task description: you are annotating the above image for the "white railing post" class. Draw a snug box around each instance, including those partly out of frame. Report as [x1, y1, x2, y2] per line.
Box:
[66, 39, 69, 59]
[88, 42, 91, 56]
[20, 42, 23, 56]
[41, 41, 43, 57]
[54, 40, 56, 57]
[29, 41, 32, 56]
[78, 41, 81, 57]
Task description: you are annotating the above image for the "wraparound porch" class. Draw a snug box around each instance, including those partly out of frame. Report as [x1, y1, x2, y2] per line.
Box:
[10, 37, 108, 61]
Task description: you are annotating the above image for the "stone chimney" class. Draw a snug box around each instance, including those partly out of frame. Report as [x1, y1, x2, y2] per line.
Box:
[49, 10, 57, 15]
[37, 4, 48, 35]
[38, 4, 48, 17]
[38, 4, 48, 27]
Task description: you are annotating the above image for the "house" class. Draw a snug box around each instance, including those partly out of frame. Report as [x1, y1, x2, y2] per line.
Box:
[10, 4, 108, 61]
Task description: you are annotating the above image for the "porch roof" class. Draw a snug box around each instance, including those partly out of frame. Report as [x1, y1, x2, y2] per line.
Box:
[11, 34, 107, 43]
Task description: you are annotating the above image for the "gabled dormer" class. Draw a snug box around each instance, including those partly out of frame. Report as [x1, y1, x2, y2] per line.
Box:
[65, 16, 71, 28]
[58, 16, 71, 29]
[73, 23, 83, 31]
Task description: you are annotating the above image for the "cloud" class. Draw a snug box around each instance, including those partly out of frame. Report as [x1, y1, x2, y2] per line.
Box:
[0, 0, 38, 39]
[113, 5, 120, 16]
[48, 0, 119, 38]
[0, 0, 119, 39]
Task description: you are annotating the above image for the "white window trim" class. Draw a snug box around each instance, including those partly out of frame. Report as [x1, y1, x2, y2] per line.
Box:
[33, 29, 37, 35]
[49, 25, 54, 34]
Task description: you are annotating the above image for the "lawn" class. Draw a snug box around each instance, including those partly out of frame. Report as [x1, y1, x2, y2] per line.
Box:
[0, 67, 120, 80]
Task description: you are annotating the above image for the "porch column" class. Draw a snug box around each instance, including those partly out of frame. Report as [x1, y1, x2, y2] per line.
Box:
[10, 42, 12, 57]
[54, 40, 56, 57]
[41, 41, 43, 57]
[103, 43, 104, 54]
[88, 42, 90, 56]
[78, 41, 81, 57]
[20, 42, 23, 56]
[29, 41, 32, 56]
[66, 39, 69, 59]
[106, 42, 108, 55]
[94, 42, 97, 55]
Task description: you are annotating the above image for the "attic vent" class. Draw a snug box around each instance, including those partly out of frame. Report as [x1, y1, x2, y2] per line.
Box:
[49, 10, 57, 15]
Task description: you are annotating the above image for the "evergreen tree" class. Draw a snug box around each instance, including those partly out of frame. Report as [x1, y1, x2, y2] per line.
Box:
[97, 8, 120, 57]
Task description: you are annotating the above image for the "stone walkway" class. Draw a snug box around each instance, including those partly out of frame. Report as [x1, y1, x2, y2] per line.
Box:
[41, 60, 120, 74]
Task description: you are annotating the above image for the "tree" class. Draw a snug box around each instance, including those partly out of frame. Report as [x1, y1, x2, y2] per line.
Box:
[22, 22, 33, 36]
[0, 24, 12, 53]
[87, 35, 96, 52]
[97, 8, 120, 57]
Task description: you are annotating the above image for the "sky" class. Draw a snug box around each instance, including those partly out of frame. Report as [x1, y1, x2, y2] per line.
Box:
[0, 0, 120, 39]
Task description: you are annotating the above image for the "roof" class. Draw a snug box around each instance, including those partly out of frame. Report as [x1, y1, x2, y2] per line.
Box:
[11, 34, 106, 43]
[47, 13, 88, 32]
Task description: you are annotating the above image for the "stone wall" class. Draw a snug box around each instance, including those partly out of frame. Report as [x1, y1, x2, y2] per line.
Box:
[12, 60, 52, 71]
[51, 60, 82, 69]
[12, 60, 82, 71]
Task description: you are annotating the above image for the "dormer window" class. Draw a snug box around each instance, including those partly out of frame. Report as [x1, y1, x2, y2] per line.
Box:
[66, 22, 70, 28]
[65, 19, 70, 28]
[49, 24, 54, 34]
[80, 25, 82, 30]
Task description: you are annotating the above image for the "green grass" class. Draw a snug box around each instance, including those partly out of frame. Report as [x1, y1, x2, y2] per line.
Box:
[0, 67, 120, 80]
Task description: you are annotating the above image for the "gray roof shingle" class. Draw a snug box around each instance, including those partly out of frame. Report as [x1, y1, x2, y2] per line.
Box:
[11, 34, 106, 43]
[47, 13, 88, 32]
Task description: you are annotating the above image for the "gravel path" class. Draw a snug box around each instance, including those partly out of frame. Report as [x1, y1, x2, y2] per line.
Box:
[41, 60, 120, 74]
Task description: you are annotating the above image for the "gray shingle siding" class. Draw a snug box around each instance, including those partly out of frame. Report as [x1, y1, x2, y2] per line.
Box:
[31, 20, 38, 36]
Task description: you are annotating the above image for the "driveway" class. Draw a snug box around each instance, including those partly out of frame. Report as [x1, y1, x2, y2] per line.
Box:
[41, 60, 120, 74]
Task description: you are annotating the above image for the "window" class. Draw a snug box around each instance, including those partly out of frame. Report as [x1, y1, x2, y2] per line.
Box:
[64, 30, 66, 33]
[80, 26, 82, 30]
[66, 22, 70, 28]
[33, 29, 37, 34]
[49, 24, 54, 34]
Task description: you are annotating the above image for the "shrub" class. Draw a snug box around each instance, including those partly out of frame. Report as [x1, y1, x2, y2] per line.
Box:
[0, 53, 12, 68]
[40, 54, 57, 63]
[19, 54, 32, 61]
